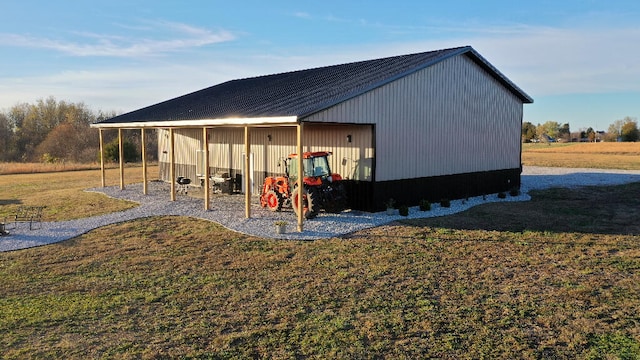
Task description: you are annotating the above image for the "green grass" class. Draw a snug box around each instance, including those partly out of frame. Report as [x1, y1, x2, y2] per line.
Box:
[2, 183, 640, 358]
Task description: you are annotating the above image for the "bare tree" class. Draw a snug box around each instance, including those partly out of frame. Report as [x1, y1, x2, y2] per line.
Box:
[558, 123, 570, 141]
[606, 119, 625, 141]
[522, 121, 536, 143]
[607, 116, 638, 142]
[0, 113, 16, 161]
[0, 97, 115, 162]
[621, 117, 639, 142]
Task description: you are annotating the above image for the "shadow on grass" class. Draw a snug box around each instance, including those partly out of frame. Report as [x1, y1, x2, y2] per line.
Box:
[0, 199, 22, 205]
[399, 182, 640, 236]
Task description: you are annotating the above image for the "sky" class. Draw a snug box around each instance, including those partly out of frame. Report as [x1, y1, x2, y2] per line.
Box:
[1, 0, 639, 131]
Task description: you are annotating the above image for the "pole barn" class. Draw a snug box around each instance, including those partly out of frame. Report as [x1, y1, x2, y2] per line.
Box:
[92, 45, 532, 217]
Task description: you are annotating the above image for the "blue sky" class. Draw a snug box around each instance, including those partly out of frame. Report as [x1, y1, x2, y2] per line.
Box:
[1, 1, 639, 131]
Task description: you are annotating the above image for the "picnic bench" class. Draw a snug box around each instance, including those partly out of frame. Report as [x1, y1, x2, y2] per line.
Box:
[7, 205, 46, 230]
[0, 220, 7, 236]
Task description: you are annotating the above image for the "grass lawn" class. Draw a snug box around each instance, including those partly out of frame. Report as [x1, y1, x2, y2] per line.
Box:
[1, 149, 640, 358]
[0, 165, 158, 221]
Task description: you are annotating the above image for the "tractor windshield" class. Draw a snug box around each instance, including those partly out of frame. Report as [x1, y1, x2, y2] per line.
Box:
[306, 157, 330, 177]
[288, 155, 331, 183]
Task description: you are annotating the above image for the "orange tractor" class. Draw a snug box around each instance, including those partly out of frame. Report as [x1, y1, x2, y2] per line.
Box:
[259, 151, 347, 219]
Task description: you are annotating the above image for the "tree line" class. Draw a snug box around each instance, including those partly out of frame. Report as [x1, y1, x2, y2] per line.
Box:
[522, 116, 639, 143]
[0, 97, 156, 163]
[1, 96, 636, 162]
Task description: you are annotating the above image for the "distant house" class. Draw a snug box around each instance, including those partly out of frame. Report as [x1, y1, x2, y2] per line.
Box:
[92, 46, 532, 212]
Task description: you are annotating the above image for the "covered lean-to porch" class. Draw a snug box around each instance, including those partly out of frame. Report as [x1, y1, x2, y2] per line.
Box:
[93, 118, 376, 232]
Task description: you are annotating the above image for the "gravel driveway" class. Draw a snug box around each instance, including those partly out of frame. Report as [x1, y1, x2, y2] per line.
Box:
[2, 166, 640, 252]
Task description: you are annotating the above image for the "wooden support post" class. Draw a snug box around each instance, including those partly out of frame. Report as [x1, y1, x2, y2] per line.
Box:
[169, 128, 176, 201]
[118, 128, 125, 190]
[99, 129, 105, 187]
[297, 123, 304, 232]
[244, 126, 251, 218]
[203, 127, 210, 210]
[141, 128, 148, 195]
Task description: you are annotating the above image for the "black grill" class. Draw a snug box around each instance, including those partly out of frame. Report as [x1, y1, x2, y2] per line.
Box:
[176, 177, 191, 195]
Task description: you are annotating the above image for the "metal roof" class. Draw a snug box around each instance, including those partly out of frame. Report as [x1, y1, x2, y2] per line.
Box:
[93, 46, 532, 128]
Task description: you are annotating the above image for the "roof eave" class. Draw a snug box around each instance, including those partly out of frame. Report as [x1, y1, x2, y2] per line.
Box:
[90, 116, 299, 129]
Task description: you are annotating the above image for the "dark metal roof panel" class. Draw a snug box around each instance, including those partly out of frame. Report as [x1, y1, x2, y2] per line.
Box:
[96, 46, 532, 125]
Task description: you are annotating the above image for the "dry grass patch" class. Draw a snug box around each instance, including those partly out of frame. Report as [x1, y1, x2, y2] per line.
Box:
[523, 142, 640, 154]
[0, 165, 158, 221]
[0, 162, 113, 175]
[522, 143, 640, 169]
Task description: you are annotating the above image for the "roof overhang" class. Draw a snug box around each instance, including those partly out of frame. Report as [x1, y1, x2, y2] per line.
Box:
[90, 116, 299, 129]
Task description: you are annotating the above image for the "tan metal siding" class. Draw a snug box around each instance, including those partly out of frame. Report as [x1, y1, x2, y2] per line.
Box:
[303, 54, 523, 181]
[157, 128, 204, 181]
[157, 128, 202, 164]
[207, 127, 243, 173]
[303, 124, 374, 180]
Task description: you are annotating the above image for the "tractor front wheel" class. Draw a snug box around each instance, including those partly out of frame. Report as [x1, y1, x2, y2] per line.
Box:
[292, 186, 320, 219]
[264, 190, 284, 212]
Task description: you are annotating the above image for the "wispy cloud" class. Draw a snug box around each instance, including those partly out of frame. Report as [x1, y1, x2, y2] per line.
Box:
[297, 22, 640, 97]
[464, 26, 640, 96]
[290, 11, 366, 26]
[0, 20, 235, 57]
[292, 12, 311, 19]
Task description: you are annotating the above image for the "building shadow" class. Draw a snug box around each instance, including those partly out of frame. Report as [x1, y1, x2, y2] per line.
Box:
[399, 179, 640, 236]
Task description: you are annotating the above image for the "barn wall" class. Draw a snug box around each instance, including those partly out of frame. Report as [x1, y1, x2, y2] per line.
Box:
[303, 124, 374, 182]
[302, 54, 523, 182]
[157, 128, 203, 182]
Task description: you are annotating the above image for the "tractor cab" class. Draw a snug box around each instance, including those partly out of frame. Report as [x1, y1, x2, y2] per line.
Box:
[286, 151, 335, 186]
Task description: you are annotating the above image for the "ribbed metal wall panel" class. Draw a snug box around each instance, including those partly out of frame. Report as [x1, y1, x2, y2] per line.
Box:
[303, 54, 523, 182]
[157, 128, 202, 164]
[302, 124, 374, 181]
[157, 128, 203, 181]
[178, 129, 202, 167]
[207, 127, 243, 173]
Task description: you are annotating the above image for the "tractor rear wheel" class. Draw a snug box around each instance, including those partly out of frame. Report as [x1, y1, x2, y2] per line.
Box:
[264, 190, 284, 212]
[292, 186, 320, 219]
